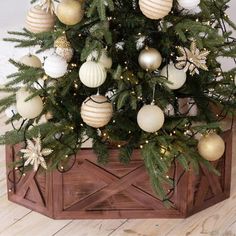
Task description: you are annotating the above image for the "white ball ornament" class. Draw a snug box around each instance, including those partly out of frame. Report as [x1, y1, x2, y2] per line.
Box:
[139, 0, 173, 20]
[44, 54, 68, 78]
[16, 88, 43, 119]
[198, 133, 225, 161]
[137, 103, 165, 133]
[79, 61, 107, 88]
[26, 5, 55, 33]
[20, 54, 42, 68]
[161, 64, 186, 90]
[178, 0, 200, 10]
[81, 95, 113, 128]
[138, 47, 162, 71]
[87, 50, 112, 69]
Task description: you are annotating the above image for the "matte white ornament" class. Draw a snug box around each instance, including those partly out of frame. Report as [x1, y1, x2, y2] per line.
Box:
[178, 0, 200, 10]
[20, 54, 42, 68]
[161, 64, 186, 90]
[79, 61, 107, 88]
[5, 105, 17, 118]
[26, 5, 55, 33]
[81, 95, 113, 128]
[44, 54, 68, 78]
[87, 50, 112, 69]
[137, 103, 165, 133]
[139, 0, 173, 20]
[16, 88, 43, 119]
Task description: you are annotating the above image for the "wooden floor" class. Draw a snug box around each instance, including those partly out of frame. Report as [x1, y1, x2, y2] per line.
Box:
[0, 121, 236, 236]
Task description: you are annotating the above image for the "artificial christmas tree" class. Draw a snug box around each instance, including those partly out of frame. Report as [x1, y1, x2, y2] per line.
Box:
[1, 0, 236, 218]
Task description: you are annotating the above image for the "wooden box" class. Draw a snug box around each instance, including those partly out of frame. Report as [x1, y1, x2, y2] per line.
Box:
[6, 130, 232, 219]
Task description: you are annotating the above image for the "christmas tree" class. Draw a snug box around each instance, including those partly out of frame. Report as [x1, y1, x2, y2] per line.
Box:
[1, 0, 236, 203]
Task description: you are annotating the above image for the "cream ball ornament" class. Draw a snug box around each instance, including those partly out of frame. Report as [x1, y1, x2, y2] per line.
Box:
[81, 95, 113, 128]
[87, 50, 112, 69]
[54, 36, 74, 62]
[198, 133, 225, 161]
[138, 47, 162, 71]
[79, 61, 107, 88]
[137, 103, 165, 133]
[161, 64, 186, 90]
[16, 88, 43, 119]
[26, 5, 55, 33]
[44, 54, 68, 78]
[20, 54, 42, 68]
[178, 0, 200, 10]
[139, 0, 173, 20]
[57, 0, 84, 25]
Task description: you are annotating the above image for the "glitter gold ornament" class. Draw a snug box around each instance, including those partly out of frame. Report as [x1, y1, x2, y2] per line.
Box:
[137, 103, 165, 133]
[138, 47, 162, 71]
[57, 0, 84, 25]
[198, 133, 225, 161]
[20, 54, 42, 68]
[81, 95, 113, 128]
[54, 36, 74, 62]
[139, 0, 173, 20]
[26, 5, 55, 33]
[176, 40, 210, 75]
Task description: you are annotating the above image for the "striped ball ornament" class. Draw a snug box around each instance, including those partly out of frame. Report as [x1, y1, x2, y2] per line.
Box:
[81, 95, 113, 128]
[26, 5, 55, 33]
[139, 0, 173, 20]
[79, 61, 107, 88]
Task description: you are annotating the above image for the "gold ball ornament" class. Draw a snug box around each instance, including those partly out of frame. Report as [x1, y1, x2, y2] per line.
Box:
[198, 133, 225, 161]
[81, 95, 113, 128]
[26, 5, 55, 33]
[79, 61, 107, 88]
[137, 103, 165, 133]
[138, 47, 162, 71]
[57, 0, 84, 25]
[16, 88, 43, 119]
[20, 54, 42, 68]
[54, 36, 74, 62]
[139, 0, 173, 20]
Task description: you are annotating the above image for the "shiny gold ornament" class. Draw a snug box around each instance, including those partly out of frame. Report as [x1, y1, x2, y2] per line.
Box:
[57, 0, 84, 25]
[26, 5, 55, 33]
[138, 47, 162, 71]
[54, 36, 74, 62]
[139, 0, 173, 20]
[176, 40, 210, 75]
[198, 133, 225, 161]
[81, 95, 113, 128]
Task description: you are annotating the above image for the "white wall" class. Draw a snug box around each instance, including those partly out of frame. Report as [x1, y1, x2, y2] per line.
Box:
[0, 0, 235, 83]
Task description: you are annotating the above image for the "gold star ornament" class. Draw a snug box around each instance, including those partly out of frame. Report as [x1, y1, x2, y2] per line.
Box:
[21, 135, 53, 171]
[176, 40, 210, 75]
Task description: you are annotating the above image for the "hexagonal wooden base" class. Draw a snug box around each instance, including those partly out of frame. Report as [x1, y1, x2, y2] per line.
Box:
[6, 130, 232, 219]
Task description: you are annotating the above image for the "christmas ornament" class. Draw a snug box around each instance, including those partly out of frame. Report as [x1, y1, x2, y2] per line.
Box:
[44, 54, 68, 78]
[139, 0, 173, 20]
[137, 103, 165, 133]
[20, 54, 42, 68]
[16, 88, 43, 119]
[57, 0, 84, 25]
[87, 50, 113, 69]
[54, 35, 74, 62]
[81, 95, 113, 128]
[138, 47, 162, 71]
[21, 135, 53, 171]
[79, 61, 107, 88]
[198, 133, 225, 161]
[26, 5, 55, 33]
[176, 40, 210, 75]
[160, 64, 186, 90]
[5, 105, 17, 118]
[39, 0, 55, 14]
[178, 0, 200, 10]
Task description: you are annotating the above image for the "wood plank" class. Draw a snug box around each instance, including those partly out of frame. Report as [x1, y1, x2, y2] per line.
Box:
[54, 219, 127, 236]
